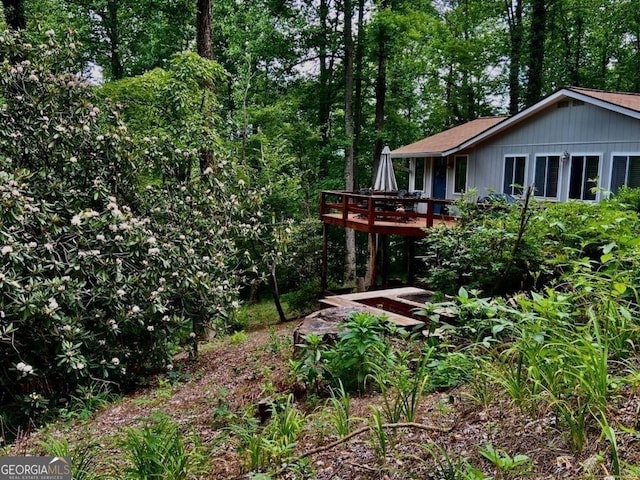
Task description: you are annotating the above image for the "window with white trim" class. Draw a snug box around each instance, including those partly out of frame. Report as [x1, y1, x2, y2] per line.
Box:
[568, 155, 599, 200]
[503, 155, 526, 195]
[611, 155, 640, 194]
[533, 155, 560, 198]
[454, 155, 468, 193]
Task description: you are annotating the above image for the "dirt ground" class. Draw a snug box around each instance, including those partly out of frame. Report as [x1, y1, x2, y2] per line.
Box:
[8, 321, 640, 479]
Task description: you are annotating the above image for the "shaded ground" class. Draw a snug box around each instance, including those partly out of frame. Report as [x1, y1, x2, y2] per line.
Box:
[7, 321, 640, 479]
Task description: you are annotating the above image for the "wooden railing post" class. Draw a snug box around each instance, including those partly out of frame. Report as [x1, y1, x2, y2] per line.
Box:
[368, 194, 375, 226]
[342, 193, 348, 221]
[426, 198, 434, 228]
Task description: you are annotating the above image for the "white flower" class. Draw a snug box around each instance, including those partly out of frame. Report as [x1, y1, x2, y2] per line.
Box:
[69, 156, 77, 164]
[75, 362, 85, 370]
[131, 305, 141, 314]
[96, 234, 106, 242]
[98, 340, 106, 346]
[147, 325, 154, 332]
[71, 215, 81, 226]
[48, 298, 59, 310]
[62, 325, 72, 331]
[147, 237, 157, 244]
[116, 289, 125, 297]
[1, 245, 13, 255]
[189, 332, 196, 338]
[162, 315, 170, 322]
[28, 242, 37, 248]
[166, 364, 173, 371]
[44, 243, 54, 251]
[45, 29, 55, 37]
[16, 362, 34, 375]
[111, 357, 120, 365]
[148, 247, 160, 255]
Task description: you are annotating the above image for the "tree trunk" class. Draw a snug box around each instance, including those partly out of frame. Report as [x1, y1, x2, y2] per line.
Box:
[525, 0, 546, 106]
[344, 0, 356, 285]
[2, 0, 25, 30]
[106, 0, 123, 80]
[196, 0, 214, 174]
[372, 0, 389, 185]
[318, 0, 333, 178]
[353, 0, 366, 188]
[505, 0, 523, 114]
[197, 0, 213, 59]
[269, 263, 287, 322]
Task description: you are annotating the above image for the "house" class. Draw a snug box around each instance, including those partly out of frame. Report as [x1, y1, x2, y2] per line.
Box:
[391, 87, 640, 202]
[320, 86, 640, 292]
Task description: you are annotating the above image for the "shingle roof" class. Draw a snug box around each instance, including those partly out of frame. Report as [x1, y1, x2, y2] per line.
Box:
[568, 87, 640, 113]
[390, 116, 507, 157]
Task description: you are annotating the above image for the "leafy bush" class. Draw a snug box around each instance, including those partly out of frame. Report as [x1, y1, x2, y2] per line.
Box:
[0, 30, 264, 432]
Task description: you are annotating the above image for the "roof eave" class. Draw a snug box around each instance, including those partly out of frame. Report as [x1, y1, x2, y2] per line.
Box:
[390, 151, 445, 159]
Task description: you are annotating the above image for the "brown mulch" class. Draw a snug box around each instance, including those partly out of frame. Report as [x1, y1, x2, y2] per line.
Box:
[7, 320, 640, 479]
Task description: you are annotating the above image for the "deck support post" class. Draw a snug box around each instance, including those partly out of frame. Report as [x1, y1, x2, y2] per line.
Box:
[407, 237, 416, 283]
[321, 223, 328, 293]
[381, 234, 389, 287]
[366, 233, 377, 289]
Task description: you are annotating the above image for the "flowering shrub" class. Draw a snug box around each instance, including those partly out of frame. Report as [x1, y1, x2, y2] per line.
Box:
[0, 30, 264, 430]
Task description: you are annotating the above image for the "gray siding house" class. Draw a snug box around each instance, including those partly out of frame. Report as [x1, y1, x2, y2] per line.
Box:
[391, 87, 640, 202]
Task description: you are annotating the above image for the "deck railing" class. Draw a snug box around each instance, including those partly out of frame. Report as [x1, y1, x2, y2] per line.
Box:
[320, 190, 454, 228]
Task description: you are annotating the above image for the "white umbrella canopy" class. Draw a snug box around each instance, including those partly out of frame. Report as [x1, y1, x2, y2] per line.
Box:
[373, 145, 398, 192]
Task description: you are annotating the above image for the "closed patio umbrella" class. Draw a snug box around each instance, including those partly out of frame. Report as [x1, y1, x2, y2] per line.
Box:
[373, 145, 398, 192]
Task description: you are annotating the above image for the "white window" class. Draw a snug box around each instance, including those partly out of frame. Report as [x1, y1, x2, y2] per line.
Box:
[533, 155, 560, 198]
[610, 154, 640, 194]
[503, 155, 527, 195]
[454, 155, 468, 193]
[568, 155, 599, 200]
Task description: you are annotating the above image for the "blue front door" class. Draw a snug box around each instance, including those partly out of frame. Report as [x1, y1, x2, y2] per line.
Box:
[432, 158, 447, 213]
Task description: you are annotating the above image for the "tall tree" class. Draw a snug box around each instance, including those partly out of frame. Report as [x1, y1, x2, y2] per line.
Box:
[371, 0, 390, 183]
[505, 0, 523, 113]
[525, 0, 546, 106]
[197, 0, 213, 59]
[344, 0, 356, 284]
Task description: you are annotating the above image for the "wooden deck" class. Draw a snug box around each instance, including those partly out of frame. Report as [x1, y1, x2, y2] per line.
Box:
[320, 190, 456, 237]
[322, 212, 456, 236]
[319, 190, 458, 290]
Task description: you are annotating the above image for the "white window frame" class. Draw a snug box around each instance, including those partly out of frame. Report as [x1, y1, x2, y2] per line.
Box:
[567, 152, 602, 202]
[609, 152, 640, 195]
[533, 153, 562, 200]
[453, 155, 469, 194]
[501, 154, 528, 196]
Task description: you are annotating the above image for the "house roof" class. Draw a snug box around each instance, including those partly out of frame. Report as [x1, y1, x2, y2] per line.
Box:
[391, 87, 640, 158]
[570, 87, 640, 113]
[390, 116, 507, 158]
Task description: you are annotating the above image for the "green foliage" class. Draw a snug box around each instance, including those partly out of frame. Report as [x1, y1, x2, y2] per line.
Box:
[122, 414, 207, 480]
[478, 443, 532, 478]
[326, 381, 352, 438]
[371, 348, 432, 423]
[233, 395, 305, 473]
[0, 31, 267, 433]
[324, 312, 392, 392]
[39, 435, 103, 480]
